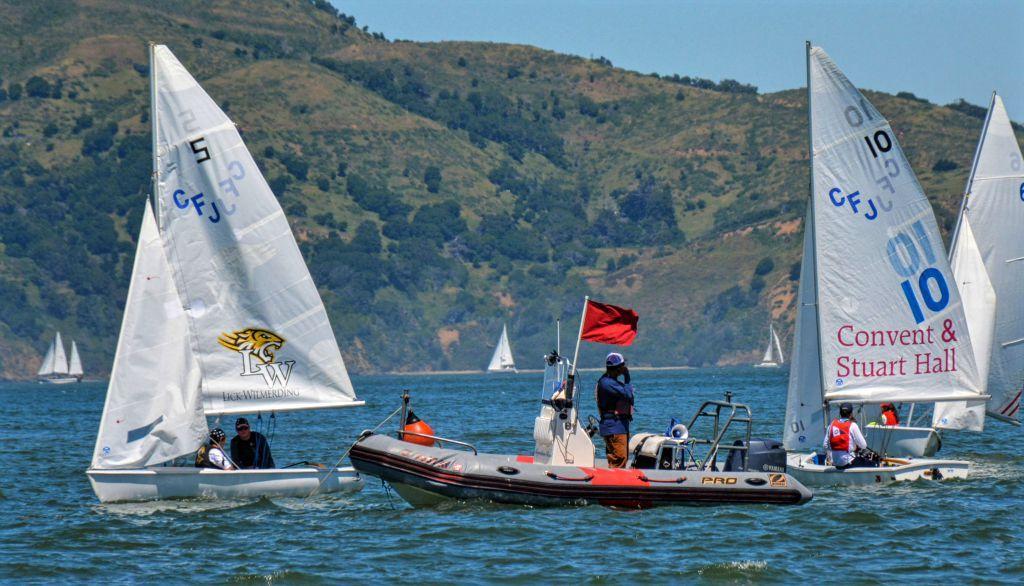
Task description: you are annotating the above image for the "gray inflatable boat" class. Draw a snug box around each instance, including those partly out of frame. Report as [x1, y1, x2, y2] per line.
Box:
[350, 433, 811, 507]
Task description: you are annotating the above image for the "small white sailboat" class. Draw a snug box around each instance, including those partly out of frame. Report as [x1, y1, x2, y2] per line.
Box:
[782, 43, 987, 486]
[37, 332, 78, 384]
[933, 92, 1024, 431]
[486, 323, 517, 373]
[754, 322, 785, 368]
[87, 44, 365, 503]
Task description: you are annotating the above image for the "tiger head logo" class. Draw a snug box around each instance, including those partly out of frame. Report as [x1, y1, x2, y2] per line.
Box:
[218, 328, 286, 364]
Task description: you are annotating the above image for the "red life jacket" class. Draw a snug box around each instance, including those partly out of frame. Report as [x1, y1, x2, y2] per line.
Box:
[828, 419, 853, 451]
[882, 410, 898, 426]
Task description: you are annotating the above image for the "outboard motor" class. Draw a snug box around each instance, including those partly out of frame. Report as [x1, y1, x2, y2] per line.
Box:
[724, 438, 787, 473]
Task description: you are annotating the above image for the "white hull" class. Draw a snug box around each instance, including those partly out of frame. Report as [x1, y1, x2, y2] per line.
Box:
[486, 368, 518, 374]
[863, 425, 940, 458]
[787, 453, 969, 487]
[753, 362, 780, 368]
[39, 377, 79, 385]
[87, 466, 363, 503]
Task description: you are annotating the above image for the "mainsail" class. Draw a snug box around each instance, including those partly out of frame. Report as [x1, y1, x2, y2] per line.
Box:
[91, 202, 207, 469]
[151, 45, 361, 415]
[52, 332, 69, 375]
[68, 341, 84, 378]
[934, 93, 1024, 429]
[761, 325, 776, 364]
[784, 44, 985, 447]
[487, 324, 516, 372]
[772, 326, 785, 365]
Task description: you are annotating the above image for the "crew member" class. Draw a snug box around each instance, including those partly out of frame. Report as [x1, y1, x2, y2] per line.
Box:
[195, 428, 235, 470]
[824, 403, 869, 469]
[880, 403, 899, 426]
[596, 352, 634, 468]
[230, 417, 275, 469]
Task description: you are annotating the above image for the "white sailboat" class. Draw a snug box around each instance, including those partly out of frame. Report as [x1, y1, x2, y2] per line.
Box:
[37, 332, 78, 384]
[933, 92, 1024, 431]
[782, 43, 987, 486]
[87, 44, 365, 503]
[486, 323, 517, 373]
[754, 322, 785, 368]
[68, 341, 84, 381]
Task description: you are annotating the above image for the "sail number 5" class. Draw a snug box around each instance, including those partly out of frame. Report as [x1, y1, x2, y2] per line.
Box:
[887, 219, 949, 324]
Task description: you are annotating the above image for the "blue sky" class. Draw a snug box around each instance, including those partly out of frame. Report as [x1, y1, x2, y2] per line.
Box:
[334, 0, 1024, 119]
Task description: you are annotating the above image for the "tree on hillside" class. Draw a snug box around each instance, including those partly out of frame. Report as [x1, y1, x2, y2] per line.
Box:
[424, 166, 442, 193]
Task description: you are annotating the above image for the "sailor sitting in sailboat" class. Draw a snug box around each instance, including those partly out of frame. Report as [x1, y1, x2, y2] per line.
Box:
[195, 429, 235, 470]
[231, 418, 275, 469]
[824, 404, 876, 469]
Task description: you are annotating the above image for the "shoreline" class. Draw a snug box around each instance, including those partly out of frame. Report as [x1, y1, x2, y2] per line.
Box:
[380, 365, 695, 376]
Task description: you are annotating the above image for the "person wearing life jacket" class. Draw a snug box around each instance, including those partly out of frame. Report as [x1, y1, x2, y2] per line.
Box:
[595, 352, 635, 469]
[823, 403, 869, 469]
[195, 428, 235, 470]
[880, 403, 899, 426]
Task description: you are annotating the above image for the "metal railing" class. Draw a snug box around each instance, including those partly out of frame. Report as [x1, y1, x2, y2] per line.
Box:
[397, 431, 478, 455]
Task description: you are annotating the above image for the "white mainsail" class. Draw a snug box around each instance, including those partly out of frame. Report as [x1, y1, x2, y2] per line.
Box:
[37, 338, 56, 377]
[151, 45, 361, 416]
[68, 341, 84, 378]
[91, 202, 207, 469]
[52, 331, 69, 375]
[487, 324, 516, 372]
[772, 326, 785, 365]
[935, 93, 1024, 429]
[784, 44, 985, 447]
[760, 324, 777, 364]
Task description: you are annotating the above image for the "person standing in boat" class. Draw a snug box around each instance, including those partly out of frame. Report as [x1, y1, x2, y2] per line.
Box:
[880, 403, 899, 426]
[195, 428, 235, 470]
[596, 352, 634, 468]
[824, 403, 871, 469]
[230, 417, 275, 469]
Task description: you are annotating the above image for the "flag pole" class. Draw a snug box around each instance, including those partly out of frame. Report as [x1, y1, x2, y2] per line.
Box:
[566, 296, 589, 401]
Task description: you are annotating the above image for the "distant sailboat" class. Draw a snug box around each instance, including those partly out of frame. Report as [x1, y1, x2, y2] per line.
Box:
[86, 44, 364, 503]
[933, 92, 1024, 431]
[487, 324, 517, 373]
[754, 322, 784, 368]
[37, 332, 79, 384]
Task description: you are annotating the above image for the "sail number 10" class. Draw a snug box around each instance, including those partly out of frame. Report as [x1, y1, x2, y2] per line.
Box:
[887, 219, 950, 324]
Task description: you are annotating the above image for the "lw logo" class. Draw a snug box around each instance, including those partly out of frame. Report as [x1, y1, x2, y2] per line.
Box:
[218, 328, 295, 388]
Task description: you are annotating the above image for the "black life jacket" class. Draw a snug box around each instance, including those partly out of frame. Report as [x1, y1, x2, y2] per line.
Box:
[194, 444, 216, 468]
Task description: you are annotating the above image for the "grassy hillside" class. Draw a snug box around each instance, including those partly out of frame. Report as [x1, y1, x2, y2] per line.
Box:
[0, 0, 1015, 378]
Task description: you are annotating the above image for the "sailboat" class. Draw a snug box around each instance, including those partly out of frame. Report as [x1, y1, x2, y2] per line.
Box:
[754, 322, 785, 368]
[782, 43, 987, 486]
[486, 323, 517, 373]
[37, 332, 78, 384]
[933, 92, 1024, 432]
[86, 44, 365, 503]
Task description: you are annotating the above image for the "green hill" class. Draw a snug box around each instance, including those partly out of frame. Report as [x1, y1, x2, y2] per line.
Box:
[0, 0, 1015, 378]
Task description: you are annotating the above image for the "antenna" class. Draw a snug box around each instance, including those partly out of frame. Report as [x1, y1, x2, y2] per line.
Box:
[556, 318, 561, 356]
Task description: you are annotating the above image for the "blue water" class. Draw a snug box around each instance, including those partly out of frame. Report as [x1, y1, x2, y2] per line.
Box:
[1, 368, 1021, 583]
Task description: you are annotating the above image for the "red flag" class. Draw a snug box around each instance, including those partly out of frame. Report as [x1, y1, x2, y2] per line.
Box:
[580, 299, 639, 346]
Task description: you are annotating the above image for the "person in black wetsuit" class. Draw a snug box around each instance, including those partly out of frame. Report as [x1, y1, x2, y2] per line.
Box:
[230, 417, 275, 469]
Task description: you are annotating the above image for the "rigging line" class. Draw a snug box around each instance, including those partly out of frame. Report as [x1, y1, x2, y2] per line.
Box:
[307, 403, 404, 498]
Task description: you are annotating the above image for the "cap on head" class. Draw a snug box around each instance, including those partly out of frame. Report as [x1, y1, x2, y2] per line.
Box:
[235, 417, 249, 427]
[606, 352, 625, 367]
[839, 403, 853, 418]
[209, 428, 226, 443]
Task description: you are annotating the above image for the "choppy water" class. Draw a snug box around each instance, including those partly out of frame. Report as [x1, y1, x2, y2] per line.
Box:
[1, 368, 1021, 583]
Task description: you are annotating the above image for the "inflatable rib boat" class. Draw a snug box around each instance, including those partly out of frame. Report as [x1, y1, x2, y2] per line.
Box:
[351, 434, 810, 507]
[351, 353, 811, 508]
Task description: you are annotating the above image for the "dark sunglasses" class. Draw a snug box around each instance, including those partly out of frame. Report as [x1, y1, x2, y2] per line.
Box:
[236, 425, 250, 431]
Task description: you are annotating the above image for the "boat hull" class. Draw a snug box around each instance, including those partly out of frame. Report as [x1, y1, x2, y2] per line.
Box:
[863, 425, 940, 458]
[38, 377, 79, 384]
[351, 434, 812, 507]
[86, 466, 363, 503]
[786, 453, 969, 487]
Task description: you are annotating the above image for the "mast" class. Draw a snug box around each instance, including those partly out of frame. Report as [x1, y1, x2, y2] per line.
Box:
[947, 91, 997, 260]
[806, 41, 830, 438]
[149, 42, 159, 228]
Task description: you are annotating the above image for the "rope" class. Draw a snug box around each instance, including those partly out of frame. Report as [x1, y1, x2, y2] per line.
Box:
[307, 403, 404, 498]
